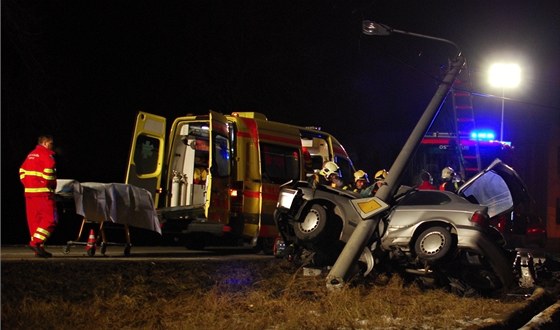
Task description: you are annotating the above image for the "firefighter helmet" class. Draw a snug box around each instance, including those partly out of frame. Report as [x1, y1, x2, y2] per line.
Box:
[441, 167, 455, 180]
[374, 169, 388, 181]
[354, 170, 369, 183]
[320, 161, 340, 180]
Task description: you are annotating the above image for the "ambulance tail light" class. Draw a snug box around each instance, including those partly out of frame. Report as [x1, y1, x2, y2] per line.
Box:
[229, 181, 244, 216]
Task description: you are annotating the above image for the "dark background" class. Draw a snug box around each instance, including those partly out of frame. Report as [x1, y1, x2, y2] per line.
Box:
[3, 0, 559, 244]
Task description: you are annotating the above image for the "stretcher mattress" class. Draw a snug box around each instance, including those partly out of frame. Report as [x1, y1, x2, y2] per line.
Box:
[56, 179, 161, 234]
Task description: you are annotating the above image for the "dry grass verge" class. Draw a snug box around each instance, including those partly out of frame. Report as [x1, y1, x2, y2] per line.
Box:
[2, 259, 530, 329]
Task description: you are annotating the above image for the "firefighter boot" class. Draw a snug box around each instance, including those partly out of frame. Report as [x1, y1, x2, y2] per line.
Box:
[28, 243, 52, 258]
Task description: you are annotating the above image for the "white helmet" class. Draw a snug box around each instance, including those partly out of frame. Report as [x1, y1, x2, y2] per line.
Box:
[354, 170, 369, 183]
[441, 167, 455, 180]
[374, 169, 388, 181]
[320, 161, 340, 180]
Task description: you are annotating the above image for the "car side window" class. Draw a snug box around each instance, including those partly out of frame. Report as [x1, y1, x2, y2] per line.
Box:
[399, 191, 451, 206]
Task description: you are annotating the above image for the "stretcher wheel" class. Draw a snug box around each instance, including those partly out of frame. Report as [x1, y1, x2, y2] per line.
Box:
[62, 245, 71, 254]
[124, 244, 131, 257]
[100, 242, 107, 255]
[87, 247, 96, 257]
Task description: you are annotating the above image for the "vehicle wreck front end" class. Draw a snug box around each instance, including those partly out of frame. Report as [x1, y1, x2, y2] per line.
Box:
[274, 180, 383, 266]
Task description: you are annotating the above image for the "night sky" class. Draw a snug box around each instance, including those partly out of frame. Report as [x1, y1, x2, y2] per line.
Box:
[2, 0, 559, 243]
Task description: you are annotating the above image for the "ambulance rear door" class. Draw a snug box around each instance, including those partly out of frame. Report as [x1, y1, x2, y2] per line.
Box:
[125, 112, 166, 206]
[206, 111, 231, 224]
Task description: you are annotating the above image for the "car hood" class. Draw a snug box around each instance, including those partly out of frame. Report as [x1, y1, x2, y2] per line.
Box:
[458, 158, 530, 218]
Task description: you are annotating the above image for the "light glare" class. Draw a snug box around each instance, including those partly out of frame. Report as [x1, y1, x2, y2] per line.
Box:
[488, 63, 521, 88]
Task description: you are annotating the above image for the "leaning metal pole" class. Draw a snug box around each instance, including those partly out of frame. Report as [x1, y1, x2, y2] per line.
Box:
[326, 54, 466, 290]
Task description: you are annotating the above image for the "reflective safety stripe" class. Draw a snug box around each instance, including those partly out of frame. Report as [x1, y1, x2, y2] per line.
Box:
[36, 227, 50, 236]
[25, 187, 54, 193]
[33, 227, 50, 242]
[19, 169, 56, 180]
[33, 232, 48, 241]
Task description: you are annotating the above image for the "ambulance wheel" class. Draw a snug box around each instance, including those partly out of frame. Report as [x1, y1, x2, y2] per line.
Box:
[185, 235, 206, 250]
[100, 243, 107, 255]
[87, 247, 96, 257]
[256, 237, 275, 255]
[124, 244, 131, 257]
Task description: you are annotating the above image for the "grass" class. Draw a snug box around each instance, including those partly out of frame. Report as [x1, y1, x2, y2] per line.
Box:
[1, 258, 530, 329]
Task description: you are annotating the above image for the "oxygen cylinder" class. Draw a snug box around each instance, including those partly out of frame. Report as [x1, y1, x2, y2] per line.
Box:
[180, 174, 188, 205]
[170, 170, 181, 207]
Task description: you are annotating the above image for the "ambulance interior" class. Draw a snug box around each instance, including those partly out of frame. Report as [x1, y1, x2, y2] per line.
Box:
[301, 137, 329, 176]
[169, 122, 210, 207]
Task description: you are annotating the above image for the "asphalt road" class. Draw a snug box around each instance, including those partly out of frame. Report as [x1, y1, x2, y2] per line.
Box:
[0, 245, 274, 262]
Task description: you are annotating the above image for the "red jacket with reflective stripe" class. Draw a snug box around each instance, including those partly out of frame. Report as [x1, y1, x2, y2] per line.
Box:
[19, 145, 57, 196]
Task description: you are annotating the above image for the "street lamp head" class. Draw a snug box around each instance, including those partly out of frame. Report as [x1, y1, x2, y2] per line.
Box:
[362, 20, 461, 57]
[488, 63, 521, 88]
[362, 20, 392, 36]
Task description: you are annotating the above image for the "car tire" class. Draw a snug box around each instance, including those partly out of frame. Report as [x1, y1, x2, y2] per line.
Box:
[294, 204, 331, 243]
[414, 226, 453, 262]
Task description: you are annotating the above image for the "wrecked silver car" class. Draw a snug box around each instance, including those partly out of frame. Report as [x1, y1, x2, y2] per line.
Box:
[274, 159, 535, 295]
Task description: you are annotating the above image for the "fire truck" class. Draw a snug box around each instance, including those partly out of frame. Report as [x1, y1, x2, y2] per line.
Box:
[410, 131, 514, 185]
[125, 111, 355, 252]
[408, 77, 514, 185]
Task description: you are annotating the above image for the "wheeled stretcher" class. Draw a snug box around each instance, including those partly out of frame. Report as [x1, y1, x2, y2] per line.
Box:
[56, 180, 161, 257]
[63, 218, 132, 256]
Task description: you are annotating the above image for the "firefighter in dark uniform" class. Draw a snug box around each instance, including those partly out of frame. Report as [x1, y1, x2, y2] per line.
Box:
[371, 169, 388, 195]
[353, 169, 378, 197]
[310, 161, 350, 190]
[353, 170, 370, 193]
[19, 135, 58, 258]
[439, 166, 462, 193]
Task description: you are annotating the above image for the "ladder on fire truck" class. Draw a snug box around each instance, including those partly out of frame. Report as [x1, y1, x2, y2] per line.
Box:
[452, 75, 482, 180]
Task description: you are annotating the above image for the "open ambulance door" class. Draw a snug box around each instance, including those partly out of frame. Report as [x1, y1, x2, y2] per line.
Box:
[125, 112, 166, 207]
[206, 111, 231, 224]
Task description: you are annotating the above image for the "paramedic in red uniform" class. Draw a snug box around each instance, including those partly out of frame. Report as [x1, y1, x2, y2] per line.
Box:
[19, 135, 58, 258]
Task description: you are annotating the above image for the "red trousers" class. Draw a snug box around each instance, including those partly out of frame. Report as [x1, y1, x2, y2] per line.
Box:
[25, 194, 58, 245]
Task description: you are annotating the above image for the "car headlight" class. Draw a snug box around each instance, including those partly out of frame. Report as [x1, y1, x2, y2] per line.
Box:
[277, 189, 298, 210]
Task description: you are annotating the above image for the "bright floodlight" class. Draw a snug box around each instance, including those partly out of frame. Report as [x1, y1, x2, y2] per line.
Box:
[488, 63, 521, 88]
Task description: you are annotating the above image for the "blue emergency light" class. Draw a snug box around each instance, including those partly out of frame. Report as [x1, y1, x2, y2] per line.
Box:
[470, 130, 496, 141]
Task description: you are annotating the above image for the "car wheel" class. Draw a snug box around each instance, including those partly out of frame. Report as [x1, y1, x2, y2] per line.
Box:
[414, 226, 453, 262]
[294, 204, 330, 243]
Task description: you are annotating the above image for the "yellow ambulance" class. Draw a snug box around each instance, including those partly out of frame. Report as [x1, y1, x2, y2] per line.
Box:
[126, 111, 354, 252]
